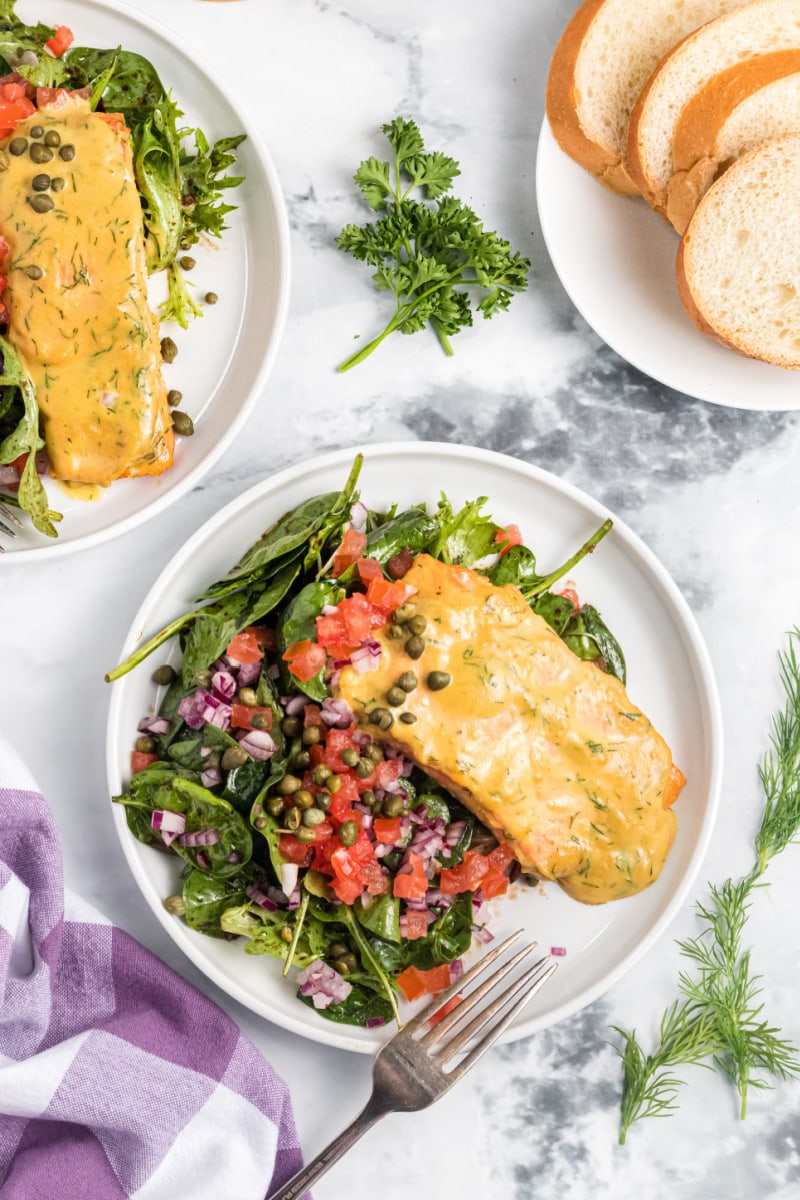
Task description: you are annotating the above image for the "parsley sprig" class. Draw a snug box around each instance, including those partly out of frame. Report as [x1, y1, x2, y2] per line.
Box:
[615, 633, 800, 1143]
[335, 117, 529, 371]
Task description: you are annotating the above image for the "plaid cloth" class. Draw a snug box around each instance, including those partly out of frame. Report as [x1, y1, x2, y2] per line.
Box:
[0, 737, 304, 1199]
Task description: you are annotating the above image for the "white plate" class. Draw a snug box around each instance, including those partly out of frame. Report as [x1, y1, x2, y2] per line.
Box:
[536, 119, 800, 410]
[1, 0, 290, 558]
[106, 442, 723, 1053]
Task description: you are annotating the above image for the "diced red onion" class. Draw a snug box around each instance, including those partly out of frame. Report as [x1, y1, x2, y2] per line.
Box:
[449, 959, 464, 981]
[201, 767, 222, 789]
[246, 884, 277, 911]
[196, 851, 210, 869]
[210, 670, 237, 702]
[328, 669, 342, 688]
[137, 715, 171, 735]
[445, 821, 467, 848]
[320, 697, 354, 728]
[352, 730, 371, 746]
[331, 657, 351, 671]
[374, 843, 392, 859]
[550, 946, 567, 957]
[423, 889, 453, 910]
[177, 688, 231, 731]
[151, 809, 186, 834]
[473, 923, 495, 944]
[227, 850, 243, 864]
[365, 1016, 385, 1029]
[237, 661, 262, 688]
[350, 641, 382, 674]
[321, 603, 339, 616]
[280, 863, 299, 898]
[0, 464, 19, 484]
[237, 729, 276, 761]
[349, 500, 368, 532]
[283, 695, 309, 716]
[296, 960, 352, 1010]
[178, 828, 220, 847]
[287, 887, 301, 911]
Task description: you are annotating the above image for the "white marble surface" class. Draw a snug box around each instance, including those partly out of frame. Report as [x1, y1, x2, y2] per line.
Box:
[2, 0, 800, 1196]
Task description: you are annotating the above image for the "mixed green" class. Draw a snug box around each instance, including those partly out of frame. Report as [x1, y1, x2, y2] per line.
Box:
[615, 632, 800, 1140]
[336, 117, 530, 371]
[0, 0, 244, 535]
[109, 454, 624, 1028]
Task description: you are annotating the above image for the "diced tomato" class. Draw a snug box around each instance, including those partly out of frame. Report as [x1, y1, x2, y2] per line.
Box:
[494, 524, 523, 556]
[365, 576, 418, 616]
[329, 875, 363, 905]
[558, 587, 580, 610]
[397, 963, 451, 1002]
[429, 994, 461, 1025]
[316, 612, 348, 647]
[230, 703, 273, 732]
[332, 528, 367, 577]
[327, 777, 361, 822]
[373, 816, 402, 844]
[303, 704, 324, 728]
[357, 757, 402, 793]
[35, 86, 75, 108]
[226, 629, 263, 665]
[45, 25, 74, 57]
[131, 750, 158, 775]
[248, 625, 277, 652]
[336, 593, 373, 643]
[393, 851, 428, 900]
[439, 849, 489, 895]
[0, 94, 35, 134]
[404, 910, 429, 940]
[361, 859, 390, 895]
[486, 843, 516, 872]
[479, 871, 509, 900]
[325, 727, 356, 752]
[357, 557, 384, 583]
[278, 834, 314, 866]
[282, 640, 326, 682]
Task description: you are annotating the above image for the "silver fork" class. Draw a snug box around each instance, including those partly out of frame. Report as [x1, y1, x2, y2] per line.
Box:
[266, 931, 557, 1200]
[0, 499, 21, 551]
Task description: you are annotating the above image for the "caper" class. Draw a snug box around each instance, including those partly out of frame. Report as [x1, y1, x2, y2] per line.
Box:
[29, 144, 53, 164]
[408, 614, 428, 636]
[339, 821, 358, 847]
[205, 291, 218, 305]
[386, 686, 406, 707]
[221, 745, 249, 770]
[277, 774, 302, 795]
[383, 794, 405, 818]
[397, 671, 417, 693]
[266, 796, 285, 818]
[341, 747, 360, 768]
[29, 192, 54, 212]
[302, 807, 325, 827]
[316, 792, 332, 812]
[9, 137, 26, 156]
[296, 826, 317, 843]
[405, 635, 425, 660]
[379, 711, 394, 731]
[389, 624, 407, 640]
[342, 952, 359, 973]
[254, 816, 267, 830]
[30, 125, 43, 139]
[285, 807, 301, 831]
[368, 707, 391, 726]
[151, 664, 176, 686]
[135, 735, 155, 754]
[355, 757, 373, 779]
[326, 774, 342, 794]
[251, 713, 270, 730]
[312, 764, 332, 786]
[59, 143, 75, 161]
[427, 670, 452, 691]
[207, 752, 221, 771]
[280, 925, 293, 943]
[399, 711, 418, 724]
[166, 388, 183, 407]
[393, 602, 416, 622]
[281, 715, 302, 737]
[50, 176, 65, 192]
[44, 129, 61, 148]
[0, 151, 8, 172]
[193, 669, 212, 688]
[293, 749, 311, 770]
[25, 265, 43, 280]
[295, 789, 315, 810]
[31, 173, 50, 192]
[171, 410, 194, 437]
[365, 742, 384, 763]
[238, 686, 258, 707]
[179, 255, 196, 270]
[333, 957, 351, 975]
[302, 725, 320, 745]
[162, 894, 186, 916]
[329, 941, 348, 959]
[160, 336, 178, 363]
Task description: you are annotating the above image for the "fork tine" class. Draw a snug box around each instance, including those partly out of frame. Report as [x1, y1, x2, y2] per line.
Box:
[0, 516, 16, 539]
[444, 959, 558, 1080]
[0, 501, 22, 528]
[420, 939, 542, 1049]
[402, 930, 526, 1036]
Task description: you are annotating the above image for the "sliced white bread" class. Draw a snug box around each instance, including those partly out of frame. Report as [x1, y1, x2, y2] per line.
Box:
[666, 53, 800, 231]
[546, 0, 747, 196]
[628, 0, 800, 217]
[677, 133, 800, 369]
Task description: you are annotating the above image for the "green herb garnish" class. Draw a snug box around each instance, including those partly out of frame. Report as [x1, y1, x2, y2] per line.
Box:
[335, 117, 529, 371]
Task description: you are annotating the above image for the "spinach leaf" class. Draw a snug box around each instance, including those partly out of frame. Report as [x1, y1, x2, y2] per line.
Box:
[403, 894, 473, 970]
[277, 578, 341, 701]
[166, 736, 205, 773]
[339, 905, 401, 1026]
[182, 869, 249, 936]
[487, 543, 540, 588]
[354, 893, 400, 943]
[300, 980, 394, 1027]
[414, 791, 450, 823]
[563, 604, 627, 684]
[0, 336, 58, 537]
[532, 591, 579, 636]
[337, 508, 440, 582]
[223, 758, 270, 816]
[65, 46, 167, 119]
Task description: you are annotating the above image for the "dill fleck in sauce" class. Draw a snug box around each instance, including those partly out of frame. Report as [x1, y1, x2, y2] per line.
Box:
[338, 554, 682, 905]
[0, 99, 173, 485]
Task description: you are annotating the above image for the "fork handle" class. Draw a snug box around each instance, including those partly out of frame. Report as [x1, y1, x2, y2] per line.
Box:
[265, 1095, 386, 1200]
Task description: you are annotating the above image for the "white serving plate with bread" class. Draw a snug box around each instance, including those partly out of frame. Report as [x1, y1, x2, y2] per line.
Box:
[540, 0, 800, 409]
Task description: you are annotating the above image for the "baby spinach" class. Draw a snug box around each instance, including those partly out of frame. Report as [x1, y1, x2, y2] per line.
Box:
[277, 578, 342, 701]
[0, 336, 58, 537]
[338, 508, 440, 582]
[182, 869, 249, 936]
[354, 893, 401, 943]
[563, 605, 627, 684]
[301, 980, 394, 1027]
[403, 894, 473, 970]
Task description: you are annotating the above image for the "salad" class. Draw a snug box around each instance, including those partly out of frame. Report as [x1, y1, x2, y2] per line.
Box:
[109, 455, 623, 1028]
[0, 1, 244, 536]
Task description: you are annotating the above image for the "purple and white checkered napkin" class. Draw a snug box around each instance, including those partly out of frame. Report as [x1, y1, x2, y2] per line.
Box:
[0, 737, 304, 1199]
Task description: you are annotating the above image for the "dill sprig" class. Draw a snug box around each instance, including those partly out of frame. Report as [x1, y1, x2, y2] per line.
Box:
[615, 631, 800, 1143]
